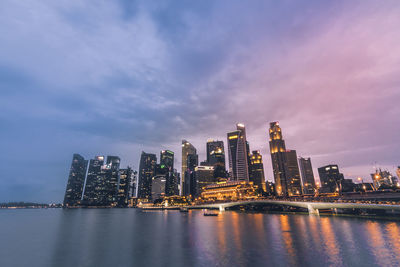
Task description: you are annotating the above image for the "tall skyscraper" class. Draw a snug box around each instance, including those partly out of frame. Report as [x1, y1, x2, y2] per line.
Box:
[105, 156, 121, 204]
[160, 150, 178, 196]
[206, 139, 226, 179]
[117, 167, 132, 207]
[285, 150, 302, 196]
[83, 155, 105, 205]
[318, 164, 344, 193]
[185, 153, 198, 197]
[249, 150, 266, 192]
[269, 122, 289, 196]
[63, 154, 88, 207]
[298, 157, 316, 194]
[137, 152, 157, 200]
[182, 140, 197, 195]
[227, 123, 249, 181]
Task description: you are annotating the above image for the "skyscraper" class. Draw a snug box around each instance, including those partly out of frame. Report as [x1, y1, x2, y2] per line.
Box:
[285, 150, 302, 196]
[298, 157, 316, 194]
[227, 123, 249, 181]
[105, 156, 121, 204]
[63, 154, 88, 207]
[82, 155, 120, 206]
[269, 122, 289, 196]
[117, 167, 132, 207]
[151, 175, 166, 200]
[137, 152, 157, 200]
[83, 155, 105, 205]
[318, 164, 344, 193]
[160, 150, 178, 196]
[249, 150, 266, 192]
[183, 153, 198, 197]
[182, 140, 197, 195]
[206, 139, 227, 179]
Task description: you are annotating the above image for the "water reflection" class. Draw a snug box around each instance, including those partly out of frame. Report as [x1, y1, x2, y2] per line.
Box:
[1, 209, 400, 267]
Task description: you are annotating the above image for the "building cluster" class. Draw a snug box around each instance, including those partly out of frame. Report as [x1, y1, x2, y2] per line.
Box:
[63, 122, 400, 207]
[63, 154, 137, 207]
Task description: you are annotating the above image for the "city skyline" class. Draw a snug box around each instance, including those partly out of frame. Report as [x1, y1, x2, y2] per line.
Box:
[1, 1, 400, 202]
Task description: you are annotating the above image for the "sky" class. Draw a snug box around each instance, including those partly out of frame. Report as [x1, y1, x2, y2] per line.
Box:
[1, 0, 400, 203]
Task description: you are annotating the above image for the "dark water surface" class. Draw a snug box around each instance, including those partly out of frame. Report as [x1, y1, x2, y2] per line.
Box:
[0, 209, 399, 267]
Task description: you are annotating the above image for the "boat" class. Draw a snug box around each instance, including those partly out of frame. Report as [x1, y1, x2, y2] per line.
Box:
[180, 207, 189, 212]
[203, 209, 218, 216]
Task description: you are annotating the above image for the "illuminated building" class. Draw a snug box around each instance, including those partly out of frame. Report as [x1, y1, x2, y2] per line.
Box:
[151, 175, 166, 200]
[82, 155, 120, 206]
[195, 165, 215, 196]
[137, 152, 157, 200]
[117, 167, 132, 207]
[249, 150, 266, 192]
[105, 156, 121, 204]
[82, 155, 105, 205]
[298, 157, 316, 194]
[181, 140, 197, 196]
[206, 139, 227, 179]
[131, 170, 138, 197]
[269, 122, 289, 196]
[371, 169, 398, 190]
[285, 150, 302, 196]
[63, 154, 88, 207]
[318, 164, 344, 193]
[200, 181, 258, 201]
[186, 153, 198, 197]
[227, 123, 249, 181]
[160, 150, 178, 196]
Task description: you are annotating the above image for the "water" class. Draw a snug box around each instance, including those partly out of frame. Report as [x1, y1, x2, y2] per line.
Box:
[0, 209, 399, 267]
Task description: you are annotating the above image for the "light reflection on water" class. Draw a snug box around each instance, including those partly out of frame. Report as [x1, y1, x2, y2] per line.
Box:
[0, 209, 399, 267]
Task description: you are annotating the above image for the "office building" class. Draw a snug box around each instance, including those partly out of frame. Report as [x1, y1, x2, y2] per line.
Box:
[83, 155, 106, 205]
[227, 123, 249, 181]
[137, 152, 157, 200]
[318, 164, 344, 193]
[117, 167, 132, 207]
[195, 165, 215, 196]
[249, 150, 266, 192]
[285, 150, 302, 196]
[182, 140, 197, 195]
[298, 157, 316, 194]
[151, 175, 166, 200]
[269, 122, 289, 196]
[105, 156, 121, 204]
[63, 154, 88, 207]
[206, 139, 227, 179]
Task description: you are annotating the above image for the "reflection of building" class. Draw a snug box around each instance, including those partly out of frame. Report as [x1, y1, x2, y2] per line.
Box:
[318, 164, 344, 193]
[200, 181, 258, 201]
[206, 140, 227, 179]
[64, 154, 88, 207]
[249, 151, 266, 192]
[151, 175, 166, 200]
[137, 152, 157, 200]
[195, 166, 215, 196]
[371, 169, 398, 190]
[227, 123, 249, 181]
[298, 157, 316, 195]
[285, 150, 302, 196]
[182, 140, 197, 196]
[269, 122, 289, 196]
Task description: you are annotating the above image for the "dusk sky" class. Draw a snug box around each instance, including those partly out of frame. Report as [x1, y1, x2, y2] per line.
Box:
[1, 0, 399, 202]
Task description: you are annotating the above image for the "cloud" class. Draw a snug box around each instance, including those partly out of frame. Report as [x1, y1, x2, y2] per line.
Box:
[0, 0, 400, 202]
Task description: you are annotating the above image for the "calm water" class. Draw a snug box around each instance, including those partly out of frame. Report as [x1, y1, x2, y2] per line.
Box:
[0, 209, 400, 267]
